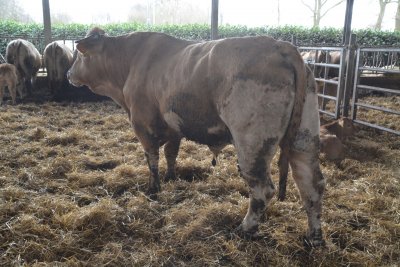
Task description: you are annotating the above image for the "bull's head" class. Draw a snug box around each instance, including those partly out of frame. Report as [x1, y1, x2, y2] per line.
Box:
[67, 27, 107, 87]
[76, 27, 106, 56]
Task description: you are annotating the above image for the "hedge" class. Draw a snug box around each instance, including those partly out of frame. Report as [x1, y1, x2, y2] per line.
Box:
[1, 20, 399, 55]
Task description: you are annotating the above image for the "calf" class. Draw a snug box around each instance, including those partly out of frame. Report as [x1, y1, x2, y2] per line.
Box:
[319, 133, 344, 161]
[0, 63, 20, 104]
[320, 117, 354, 141]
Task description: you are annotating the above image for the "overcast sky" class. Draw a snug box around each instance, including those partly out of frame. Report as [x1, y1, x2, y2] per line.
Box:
[20, 0, 398, 31]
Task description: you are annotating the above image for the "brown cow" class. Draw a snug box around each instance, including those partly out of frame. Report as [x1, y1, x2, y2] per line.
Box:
[68, 27, 325, 246]
[0, 63, 20, 104]
[44, 41, 73, 95]
[6, 39, 41, 97]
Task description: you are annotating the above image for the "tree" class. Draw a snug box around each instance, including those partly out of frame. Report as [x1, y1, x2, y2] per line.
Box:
[301, 0, 345, 28]
[0, 0, 32, 22]
[127, 4, 148, 24]
[396, 1, 400, 30]
[375, 0, 398, 30]
[128, 0, 208, 25]
[51, 13, 72, 24]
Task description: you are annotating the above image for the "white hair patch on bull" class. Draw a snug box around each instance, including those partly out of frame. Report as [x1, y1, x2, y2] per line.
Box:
[163, 111, 183, 133]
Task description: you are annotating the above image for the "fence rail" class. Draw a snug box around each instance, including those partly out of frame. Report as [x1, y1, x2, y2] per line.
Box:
[351, 47, 400, 136]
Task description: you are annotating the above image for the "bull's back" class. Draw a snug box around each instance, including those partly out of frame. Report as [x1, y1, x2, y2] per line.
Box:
[152, 36, 304, 146]
[6, 39, 41, 77]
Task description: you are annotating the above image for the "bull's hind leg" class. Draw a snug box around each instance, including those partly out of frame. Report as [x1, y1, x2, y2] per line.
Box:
[236, 139, 278, 235]
[290, 146, 325, 246]
[289, 69, 326, 246]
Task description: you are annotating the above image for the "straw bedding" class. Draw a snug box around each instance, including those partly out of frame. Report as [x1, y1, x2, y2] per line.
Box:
[0, 96, 398, 266]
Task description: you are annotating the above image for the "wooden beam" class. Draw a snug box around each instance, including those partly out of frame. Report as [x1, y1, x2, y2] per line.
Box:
[42, 0, 51, 46]
[211, 0, 219, 40]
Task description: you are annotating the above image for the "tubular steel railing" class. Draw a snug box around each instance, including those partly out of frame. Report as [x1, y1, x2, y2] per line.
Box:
[299, 47, 345, 119]
[351, 47, 400, 136]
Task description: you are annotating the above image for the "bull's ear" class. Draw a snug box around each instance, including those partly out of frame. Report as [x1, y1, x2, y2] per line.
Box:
[75, 27, 106, 55]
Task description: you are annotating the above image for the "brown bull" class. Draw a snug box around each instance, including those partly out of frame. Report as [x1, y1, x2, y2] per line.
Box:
[44, 41, 73, 95]
[67, 27, 325, 246]
[6, 39, 41, 97]
[0, 63, 20, 104]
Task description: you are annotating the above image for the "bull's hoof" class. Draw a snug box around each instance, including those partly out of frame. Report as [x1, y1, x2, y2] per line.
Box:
[163, 171, 176, 182]
[235, 224, 262, 240]
[303, 229, 326, 248]
[146, 186, 160, 200]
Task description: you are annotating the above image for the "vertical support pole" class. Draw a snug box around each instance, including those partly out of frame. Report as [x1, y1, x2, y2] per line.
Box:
[291, 35, 297, 46]
[42, 0, 51, 46]
[341, 0, 354, 118]
[211, 0, 219, 40]
[343, 34, 357, 117]
[342, 0, 354, 46]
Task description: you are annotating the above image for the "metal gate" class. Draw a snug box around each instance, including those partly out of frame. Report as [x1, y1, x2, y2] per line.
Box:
[299, 44, 399, 136]
[351, 48, 400, 135]
[299, 47, 345, 119]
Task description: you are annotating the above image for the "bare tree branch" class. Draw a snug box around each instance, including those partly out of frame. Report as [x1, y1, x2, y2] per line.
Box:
[321, 0, 345, 19]
[301, 0, 315, 13]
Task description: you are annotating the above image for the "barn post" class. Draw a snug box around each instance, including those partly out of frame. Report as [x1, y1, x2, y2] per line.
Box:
[342, 0, 354, 46]
[343, 34, 357, 117]
[42, 0, 52, 46]
[211, 0, 219, 40]
[341, 0, 355, 117]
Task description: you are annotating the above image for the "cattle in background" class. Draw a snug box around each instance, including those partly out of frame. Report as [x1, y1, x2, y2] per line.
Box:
[301, 50, 327, 78]
[68, 27, 325, 246]
[301, 50, 341, 78]
[6, 39, 41, 97]
[44, 41, 73, 95]
[0, 63, 20, 104]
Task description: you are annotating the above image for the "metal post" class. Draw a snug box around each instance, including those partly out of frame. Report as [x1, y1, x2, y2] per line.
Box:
[343, 33, 357, 117]
[42, 0, 51, 46]
[211, 0, 219, 40]
[342, 0, 354, 46]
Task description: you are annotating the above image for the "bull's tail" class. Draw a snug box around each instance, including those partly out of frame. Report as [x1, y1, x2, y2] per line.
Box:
[277, 50, 307, 201]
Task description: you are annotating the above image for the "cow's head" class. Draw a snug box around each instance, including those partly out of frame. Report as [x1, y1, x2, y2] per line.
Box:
[67, 27, 107, 87]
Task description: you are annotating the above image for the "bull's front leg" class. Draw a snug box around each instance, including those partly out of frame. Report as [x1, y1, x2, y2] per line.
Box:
[144, 149, 160, 197]
[163, 137, 181, 182]
[133, 125, 161, 198]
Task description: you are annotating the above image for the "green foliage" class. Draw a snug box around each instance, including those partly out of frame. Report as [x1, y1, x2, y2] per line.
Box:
[1, 20, 399, 55]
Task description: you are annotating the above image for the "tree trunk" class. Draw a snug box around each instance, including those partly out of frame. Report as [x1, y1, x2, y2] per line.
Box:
[396, 1, 400, 31]
[375, 0, 387, 30]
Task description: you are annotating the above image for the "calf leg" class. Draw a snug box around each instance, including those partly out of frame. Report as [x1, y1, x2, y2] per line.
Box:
[163, 137, 181, 181]
[9, 80, 17, 105]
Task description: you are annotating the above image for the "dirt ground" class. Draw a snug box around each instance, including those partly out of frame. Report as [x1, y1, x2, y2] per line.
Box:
[0, 95, 399, 266]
